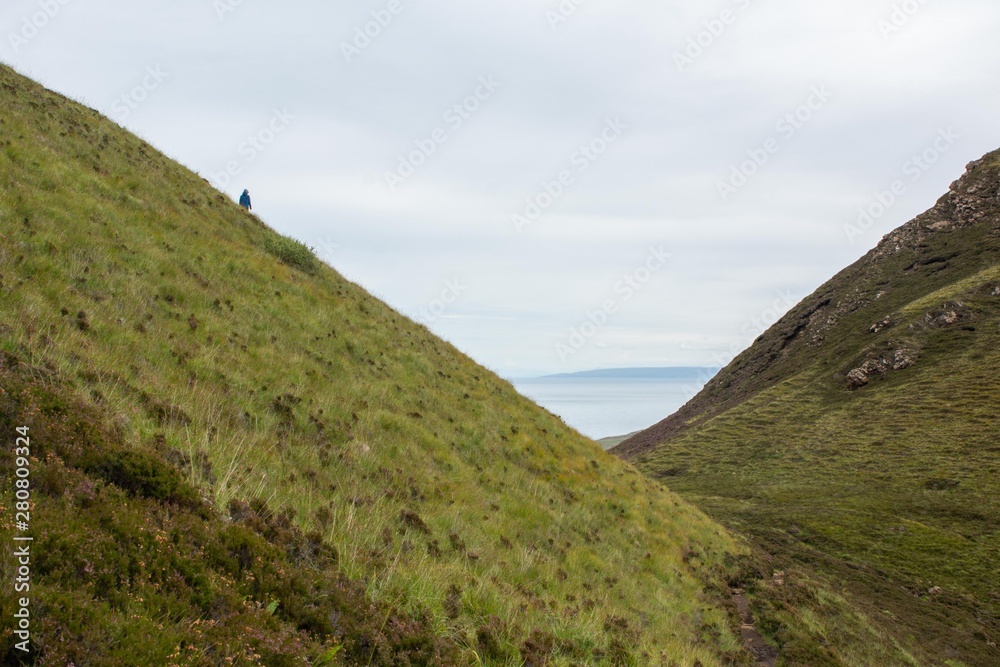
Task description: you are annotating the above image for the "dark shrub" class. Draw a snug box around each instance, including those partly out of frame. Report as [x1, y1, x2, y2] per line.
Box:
[89, 448, 203, 511]
[263, 234, 319, 274]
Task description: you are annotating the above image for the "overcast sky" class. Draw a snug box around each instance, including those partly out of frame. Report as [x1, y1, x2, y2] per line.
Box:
[4, 0, 998, 377]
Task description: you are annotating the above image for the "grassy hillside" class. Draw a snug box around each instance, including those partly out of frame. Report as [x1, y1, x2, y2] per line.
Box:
[616, 152, 1000, 666]
[0, 65, 762, 666]
[597, 434, 639, 451]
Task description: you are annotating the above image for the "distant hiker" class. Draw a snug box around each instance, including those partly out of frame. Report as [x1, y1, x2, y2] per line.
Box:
[239, 189, 252, 211]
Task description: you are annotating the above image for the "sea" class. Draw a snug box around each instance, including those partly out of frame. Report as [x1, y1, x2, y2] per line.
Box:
[511, 370, 715, 442]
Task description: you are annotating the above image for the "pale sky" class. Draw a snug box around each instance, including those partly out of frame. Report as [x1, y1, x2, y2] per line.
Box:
[4, 0, 999, 377]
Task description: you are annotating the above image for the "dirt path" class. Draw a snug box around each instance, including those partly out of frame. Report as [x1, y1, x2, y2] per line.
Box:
[731, 588, 778, 667]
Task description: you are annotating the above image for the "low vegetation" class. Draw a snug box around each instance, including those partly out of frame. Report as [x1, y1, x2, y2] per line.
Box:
[0, 357, 454, 665]
[263, 234, 320, 275]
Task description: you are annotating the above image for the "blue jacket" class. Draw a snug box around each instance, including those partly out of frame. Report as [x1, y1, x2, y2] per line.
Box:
[239, 191, 252, 209]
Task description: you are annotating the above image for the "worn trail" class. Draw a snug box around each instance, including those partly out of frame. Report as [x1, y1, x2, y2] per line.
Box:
[731, 588, 778, 667]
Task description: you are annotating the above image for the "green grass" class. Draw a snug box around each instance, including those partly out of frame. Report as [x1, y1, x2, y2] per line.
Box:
[596, 433, 640, 451]
[625, 155, 1000, 666]
[0, 64, 753, 665]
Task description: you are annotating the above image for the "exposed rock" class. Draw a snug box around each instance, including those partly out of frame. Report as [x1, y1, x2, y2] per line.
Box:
[934, 311, 958, 325]
[977, 282, 1000, 297]
[870, 316, 893, 334]
[846, 368, 870, 389]
[845, 344, 916, 390]
[893, 349, 915, 370]
[872, 158, 999, 264]
[922, 301, 976, 328]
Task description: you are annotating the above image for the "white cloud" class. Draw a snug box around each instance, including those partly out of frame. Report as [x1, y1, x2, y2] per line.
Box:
[2, 0, 998, 376]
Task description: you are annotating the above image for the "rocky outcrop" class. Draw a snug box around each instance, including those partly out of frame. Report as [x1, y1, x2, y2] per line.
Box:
[845, 344, 916, 390]
[869, 316, 894, 334]
[872, 157, 1000, 264]
[916, 301, 977, 329]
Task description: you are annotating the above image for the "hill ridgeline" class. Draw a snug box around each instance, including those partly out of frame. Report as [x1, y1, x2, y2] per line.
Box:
[616, 149, 1000, 667]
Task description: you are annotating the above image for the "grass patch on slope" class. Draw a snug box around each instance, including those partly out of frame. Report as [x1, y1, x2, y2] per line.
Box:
[0, 64, 749, 665]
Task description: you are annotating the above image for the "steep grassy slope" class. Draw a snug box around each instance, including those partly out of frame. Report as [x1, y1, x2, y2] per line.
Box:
[0, 65, 757, 666]
[616, 152, 1000, 666]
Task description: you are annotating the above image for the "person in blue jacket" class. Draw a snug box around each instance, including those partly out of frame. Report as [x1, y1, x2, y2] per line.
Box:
[239, 189, 252, 210]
